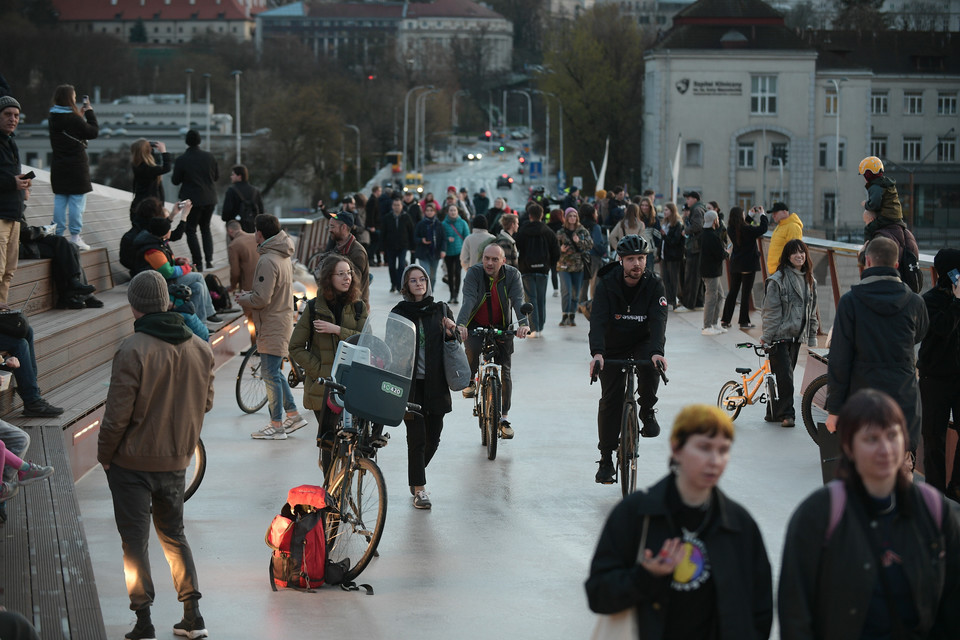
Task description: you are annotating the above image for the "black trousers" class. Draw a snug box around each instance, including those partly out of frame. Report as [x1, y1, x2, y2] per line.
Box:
[403, 379, 444, 487]
[444, 255, 462, 299]
[34, 235, 86, 301]
[185, 204, 215, 265]
[920, 376, 960, 492]
[721, 271, 756, 326]
[680, 251, 703, 309]
[465, 334, 513, 414]
[769, 341, 801, 421]
[596, 357, 660, 454]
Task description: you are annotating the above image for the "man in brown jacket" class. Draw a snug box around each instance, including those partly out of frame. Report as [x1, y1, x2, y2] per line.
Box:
[236, 214, 307, 439]
[98, 270, 215, 640]
[226, 220, 259, 350]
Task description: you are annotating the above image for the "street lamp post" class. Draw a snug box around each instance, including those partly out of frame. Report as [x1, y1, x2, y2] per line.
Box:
[232, 70, 242, 163]
[403, 85, 431, 174]
[185, 68, 193, 132]
[415, 90, 439, 172]
[451, 89, 468, 162]
[203, 73, 211, 150]
[509, 90, 533, 149]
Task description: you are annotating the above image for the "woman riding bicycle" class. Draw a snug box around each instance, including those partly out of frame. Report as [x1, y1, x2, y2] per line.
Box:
[391, 265, 458, 510]
[760, 239, 818, 428]
[289, 255, 368, 475]
[586, 404, 773, 639]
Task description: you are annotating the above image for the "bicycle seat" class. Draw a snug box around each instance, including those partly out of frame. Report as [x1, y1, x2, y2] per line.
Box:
[735, 367, 752, 375]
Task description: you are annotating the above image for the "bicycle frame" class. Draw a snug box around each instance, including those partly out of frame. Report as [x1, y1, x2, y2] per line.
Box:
[736, 360, 772, 406]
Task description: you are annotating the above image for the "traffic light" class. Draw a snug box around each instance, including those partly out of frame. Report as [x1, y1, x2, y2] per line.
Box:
[499, 145, 505, 152]
[518, 156, 526, 164]
[484, 130, 492, 140]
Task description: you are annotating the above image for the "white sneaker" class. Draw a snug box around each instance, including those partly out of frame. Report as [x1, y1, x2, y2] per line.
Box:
[674, 305, 691, 313]
[552, 291, 559, 297]
[70, 235, 91, 251]
[282, 413, 308, 434]
[715, 324, 728, 333]
[701, 327, 723, 336]
[251, 424, 287, 440]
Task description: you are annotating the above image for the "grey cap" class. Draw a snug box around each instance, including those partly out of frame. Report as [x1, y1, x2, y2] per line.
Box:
[0, 96, 21, 113]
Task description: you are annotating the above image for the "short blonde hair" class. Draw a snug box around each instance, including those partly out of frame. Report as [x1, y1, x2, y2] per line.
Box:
[670, 404, 735, 452]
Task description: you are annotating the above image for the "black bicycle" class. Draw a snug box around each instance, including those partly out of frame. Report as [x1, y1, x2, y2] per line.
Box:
[235, 347, 305, 413]
[184, 438, 205, 502]
[591, 358, 668, 497]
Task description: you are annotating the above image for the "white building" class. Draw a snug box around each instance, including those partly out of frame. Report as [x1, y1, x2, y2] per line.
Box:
[642, 0, 960, 235]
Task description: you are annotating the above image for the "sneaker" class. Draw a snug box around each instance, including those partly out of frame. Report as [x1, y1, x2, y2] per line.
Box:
[499, 419, 515, 439]
[173, 616, 208, 639]
[282, 413, 308, 434]
[595, 459, 616, 484]
[206, 314, 223, 323]
[462, 382, 477, 399]
[701, 327, 722, 336]
[0, 481, 19, 503]
[720, 322, 731, 329]
[70, 234, 91, 251]
[22, 398, 64, 417]
[781, 417, 796, 428]
[569, 316, 577, 327]
[251, 424, 287, 440]
[58, 296, 86, 309]
[715, 324, 728, 334]
[674, 305, 691, 313]
[17, 462, 54, 485]
[640, 410, 661, 438]
[552, 290, 559, 297]
[125, 620, 157, 640]
[205, 261, 214, 270]
[193, 263, 204, 273]
[413, 489, 432, 510]
[740, 323, 756, 329]
[69, 281, 97, 295]
[84, 295, 105, 308]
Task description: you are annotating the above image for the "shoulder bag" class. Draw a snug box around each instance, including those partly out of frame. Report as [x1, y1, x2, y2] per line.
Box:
[589, 515, 649, 640]
[441, 303, 470, 391]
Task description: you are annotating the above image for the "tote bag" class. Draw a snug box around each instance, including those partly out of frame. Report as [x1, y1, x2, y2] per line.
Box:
[441, 304, 471, 391]
[589, 516, 649, 640]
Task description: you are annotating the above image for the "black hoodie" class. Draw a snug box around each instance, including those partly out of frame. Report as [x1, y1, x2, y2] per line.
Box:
[588, 262, 667, 359]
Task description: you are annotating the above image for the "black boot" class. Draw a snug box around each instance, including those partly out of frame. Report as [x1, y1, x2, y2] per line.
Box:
[125, 608, 156, 640]
[595, 454, 615, 484]
[640, 409, 661, 438]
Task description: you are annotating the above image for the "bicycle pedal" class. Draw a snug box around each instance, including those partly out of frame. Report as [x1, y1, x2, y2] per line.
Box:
[472, 406, 479, 417]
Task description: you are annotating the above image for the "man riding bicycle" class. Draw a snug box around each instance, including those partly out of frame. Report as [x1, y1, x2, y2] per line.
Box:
[589, 235, 669, 484]
[457, 243, 530, 439]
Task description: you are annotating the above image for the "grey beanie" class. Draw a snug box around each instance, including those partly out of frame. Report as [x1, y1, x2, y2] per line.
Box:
[0, 96, 21, 113]
[127, 271, 170, 314]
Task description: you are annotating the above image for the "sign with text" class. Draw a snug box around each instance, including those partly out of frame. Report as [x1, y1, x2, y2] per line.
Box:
[676, 79, 743, 96]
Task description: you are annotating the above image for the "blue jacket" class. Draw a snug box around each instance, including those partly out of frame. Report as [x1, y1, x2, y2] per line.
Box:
[442, 216, 470, 257]
[414, 216, 447, 262]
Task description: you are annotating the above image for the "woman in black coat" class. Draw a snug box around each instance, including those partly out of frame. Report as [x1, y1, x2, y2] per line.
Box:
[721, 206, 768, 329]
[48, 84, 98, 249]
[391, 264, 457, 510]
[129, 138, 171, 222]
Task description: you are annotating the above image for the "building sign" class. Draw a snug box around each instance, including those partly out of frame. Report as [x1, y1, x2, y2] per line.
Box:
[676, 79, 743, 96]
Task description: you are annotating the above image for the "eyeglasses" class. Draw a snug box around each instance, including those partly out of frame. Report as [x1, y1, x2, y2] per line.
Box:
[334, 270, 353, 278]
[409, 277, 428, 285]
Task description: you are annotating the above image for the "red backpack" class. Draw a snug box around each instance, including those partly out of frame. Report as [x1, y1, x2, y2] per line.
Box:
[266, 485, 330, 590]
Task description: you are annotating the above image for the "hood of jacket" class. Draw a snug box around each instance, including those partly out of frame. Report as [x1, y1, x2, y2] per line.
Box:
[259, 230, 295, 258]
[400, 263, 434, 300]
[134, 312, 195, 344]
[778, 212, 804, 233]
[852, 266, 916, 317]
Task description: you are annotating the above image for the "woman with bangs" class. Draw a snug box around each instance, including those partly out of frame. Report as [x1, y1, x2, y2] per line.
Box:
[129, 138, 171, 220]
[778, 389, 960, 640]
[586, 404, 773, 639]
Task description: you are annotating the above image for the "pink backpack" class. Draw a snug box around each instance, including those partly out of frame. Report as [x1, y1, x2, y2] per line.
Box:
[824, 479, 943, 542]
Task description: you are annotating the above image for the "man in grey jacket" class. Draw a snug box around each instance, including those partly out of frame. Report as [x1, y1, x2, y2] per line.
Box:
[456, 244, 529, 438]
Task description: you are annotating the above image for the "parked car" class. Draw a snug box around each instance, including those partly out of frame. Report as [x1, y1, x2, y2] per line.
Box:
[497, 174, 514, 189]
[463, 152, 484, 161]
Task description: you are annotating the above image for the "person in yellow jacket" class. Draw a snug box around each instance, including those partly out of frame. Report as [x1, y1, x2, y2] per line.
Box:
[765, 202, 803, 276]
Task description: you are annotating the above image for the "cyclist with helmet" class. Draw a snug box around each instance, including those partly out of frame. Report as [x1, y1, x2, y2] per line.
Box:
[589, 235, 669, 484]
[168, 283, 209, 341]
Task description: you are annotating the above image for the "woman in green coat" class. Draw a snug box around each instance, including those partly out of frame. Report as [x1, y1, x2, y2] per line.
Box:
[289, 254, 368, 473]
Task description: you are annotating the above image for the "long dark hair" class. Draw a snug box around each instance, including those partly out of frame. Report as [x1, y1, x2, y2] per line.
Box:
[777, 239, 814, 288]
[317, 254, 361, 304]
[835, 389, 912, 491]
[727, 207, 745, 246]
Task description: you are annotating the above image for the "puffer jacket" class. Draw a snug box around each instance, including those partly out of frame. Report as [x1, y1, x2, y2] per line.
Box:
[864, 175, 902, 221]
[556, 224, 593, 272]
[761, 267, 818, 346]
[289, 295, 368, 411]
[766, 213, 803, 275]
[48, 109, 98, 195]
[236, 231, 295, 357]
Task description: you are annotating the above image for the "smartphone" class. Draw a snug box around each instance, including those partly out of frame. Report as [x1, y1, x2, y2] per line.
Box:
[949, 268, 960, 286]
[20, 171, 35, 180]
[81, 95, 89, 103]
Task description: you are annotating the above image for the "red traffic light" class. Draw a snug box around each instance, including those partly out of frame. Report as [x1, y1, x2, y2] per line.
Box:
[518, 157, 525, 163]
[484, 130, 492, 139]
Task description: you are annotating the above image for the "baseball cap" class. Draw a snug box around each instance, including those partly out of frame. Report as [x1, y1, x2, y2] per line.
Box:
[325, 210, 355, 228]
[770, 202, 789, 213]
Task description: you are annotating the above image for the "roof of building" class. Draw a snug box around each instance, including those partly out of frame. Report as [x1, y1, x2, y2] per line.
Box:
[653, 0, 812, 51]
[259, 0, 504, 21]
[258, 1, 307, 17]
[673, 0, 783, 21]
[53, 0, 251, 21]
[404, 0, 505, 20]
[812, 30, 960, 75]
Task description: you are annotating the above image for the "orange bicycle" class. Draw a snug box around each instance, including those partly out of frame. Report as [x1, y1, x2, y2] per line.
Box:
[717, 342, 786, 420]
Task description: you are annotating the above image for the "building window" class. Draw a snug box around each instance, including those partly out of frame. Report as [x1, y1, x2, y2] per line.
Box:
[771, 142, 789, 167]
[903, 137, 922, 162]
[825, 89, 837, 115]
[870, 136, 887, 158]
[751, 75, 777, 115]
[737, 142, 755, 169]
[817, 141, 844, 169]
[769, 190, 789, 204]
[818, 142, 828, 168]
[871, 92, 888, 115]
[904, 92, 923, 115]
[938, 92, 958, 116]
[685, 142, 702, 167]
[736, 192, 754, 212]
[823, 193, 836, 223]
[938, 138, 957, 163]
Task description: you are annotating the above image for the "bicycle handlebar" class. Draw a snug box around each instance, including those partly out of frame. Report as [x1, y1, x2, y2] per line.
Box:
[736, 340, 792, 357]
[470, 326, 520, 338]
[590, 357, 669, 385]
[319, 377, 421, 414]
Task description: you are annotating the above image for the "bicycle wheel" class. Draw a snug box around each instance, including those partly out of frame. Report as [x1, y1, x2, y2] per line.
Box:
[236, 348, 268, 414]
[478, 386, 487, 447]
[619, 404, 638, 498]
[801, 374, 829, 444]
[183, 438, 206, 502]
[717, 381, 744, 420]
[485, 377, 501, 461]
[325, 457, 387, 581]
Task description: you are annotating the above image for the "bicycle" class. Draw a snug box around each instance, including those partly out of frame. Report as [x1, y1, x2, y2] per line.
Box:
[717, 342, 784, 420]
[317, 377, 421, 581]
[184, 438, 206, 502]
[591, 358, 668, 497]
[801, 373, 828, 444]
[235, 347, 305, 413]
[469, 325, 517, 461]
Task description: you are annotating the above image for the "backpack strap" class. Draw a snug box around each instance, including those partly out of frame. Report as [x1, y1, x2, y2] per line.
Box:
[825, 479, 846, 544]
[269, 558, 278, 592]
[916, 482, 944, 530]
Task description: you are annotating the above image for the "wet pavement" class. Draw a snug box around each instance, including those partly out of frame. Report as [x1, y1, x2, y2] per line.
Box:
[75, 263, 823, 639]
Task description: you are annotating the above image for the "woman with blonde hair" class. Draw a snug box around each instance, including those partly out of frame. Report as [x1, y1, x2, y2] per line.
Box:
[608, 203, 644, 251]
[130, 138, 171, 222]
[587, 404, 773, 639]
[48, 84, 99, 250]
[659, 203, 684, 310]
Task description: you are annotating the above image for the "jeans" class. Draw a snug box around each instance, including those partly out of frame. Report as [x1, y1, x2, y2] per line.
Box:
[920, 376, 960, 492]
[418, 257, 439, 286]
[385, 248, 407, 291]
[106, 464, 201, 611]
[404, 379, 444, 487]
[173, 272, 216, 321]
[0, 420, 30, 483]
[721, 271, 757, 326]
[444, 255, 462, 300]
[702, 276, 724, 328]
[0, 327, 41, 404]
[597, 357, 660, 454]
[559, 271, 583, 314]
[660, 260, 681, 308]
[53, 193, 87, 236]
[521, 273, 548, 332]
[769, 341, 800, 421]
[184, 203, 215, 266]
[261, 353, 297, 422]
[465, 334, 513, 414]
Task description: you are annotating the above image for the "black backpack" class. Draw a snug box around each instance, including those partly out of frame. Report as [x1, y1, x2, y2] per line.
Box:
[899, 230, 923, 294]
[204, 274, 232, 311]
[119, 226, 139, 271]
[521, 231, 551, 271]
[235, 187, 260, 233]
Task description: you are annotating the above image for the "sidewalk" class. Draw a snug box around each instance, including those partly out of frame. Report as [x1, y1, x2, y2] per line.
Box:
[75, 268, 823, 639]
